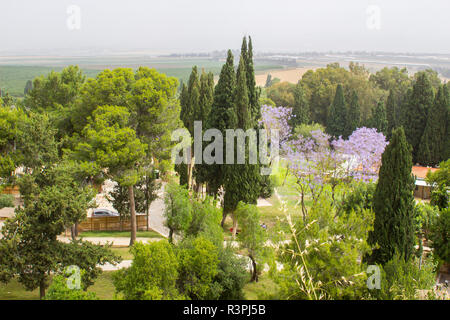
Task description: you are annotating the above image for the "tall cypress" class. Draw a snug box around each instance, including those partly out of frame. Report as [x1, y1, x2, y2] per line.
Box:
[345, 90, 361, 138]
[368, 127, 416, 265]
[327, 84, 347, 137]
[194, 70, 215, 190]
[223, 54, 261, 228]
[386, 89, 396, 140]
[291, 80, 309, 128]
[206, 50, 236, 197]
[247, 36, 261, 125]
[444, 83, 450, 161]
[417, 85, 449, 166]
[369, 100, 388, 135]
[404, 72, 435, 162]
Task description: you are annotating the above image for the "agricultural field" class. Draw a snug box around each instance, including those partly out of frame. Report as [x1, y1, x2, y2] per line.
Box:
[0, 56, 284, 97]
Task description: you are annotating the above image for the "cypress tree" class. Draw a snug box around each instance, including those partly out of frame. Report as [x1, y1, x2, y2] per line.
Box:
[194, 70, 215, 191]
[223, 54, 261, 232]
[369, 100, 388, 135]
[24, 80, 33, 96]
[404, 72, 435, 163]
[327, 84, 347, 137]
[444, 84, 450, 161]
[368, 127, 416, 265]
[247, 36, 261, 125]
[417, 85, 449, 166]
[345, 90, 361, 138]
[386, 89, 396, 140]
[206, 50, 236, 197]
[290, 80, 309, 128]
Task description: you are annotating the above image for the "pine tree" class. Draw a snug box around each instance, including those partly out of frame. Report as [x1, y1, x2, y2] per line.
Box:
[369, 100, 388, 135]
[290, 81, 309, 128]
[417, 85, 449, 166]
[327, 84, 347, 137]
[223, 55, 261, 234]
[368, 127, 416, 265]
[404, 72, 435, 163]
[345, 90, 361, 138]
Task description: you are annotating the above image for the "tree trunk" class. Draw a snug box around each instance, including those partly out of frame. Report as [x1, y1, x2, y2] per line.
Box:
[128, 185, 137, 246]
[168, 228, 174, 244]
[220, 212, 227, 227]
[39, 279, 46, 300]
[232, 214, 238, 239]
[249, 255, 258, 282]
[70, 224, 76, 241]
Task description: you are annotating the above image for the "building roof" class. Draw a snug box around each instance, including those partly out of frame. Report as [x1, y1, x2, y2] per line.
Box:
[412, 166, 439, 180]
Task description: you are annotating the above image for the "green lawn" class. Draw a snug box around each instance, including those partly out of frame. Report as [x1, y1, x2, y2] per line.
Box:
[243, 275, 279, 300]
[79, 230, 163, 239]
[0, 271, 116, 300]
[110, 247, 133, 260]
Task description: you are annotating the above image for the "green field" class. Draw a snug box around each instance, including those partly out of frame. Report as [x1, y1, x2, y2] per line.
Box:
[0, 56, 283, 97]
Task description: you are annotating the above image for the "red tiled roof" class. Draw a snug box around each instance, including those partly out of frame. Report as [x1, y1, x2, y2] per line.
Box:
[412, 166, 439, 179]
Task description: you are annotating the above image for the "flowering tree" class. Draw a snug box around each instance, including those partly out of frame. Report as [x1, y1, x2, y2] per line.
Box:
[282, 127, 388, 220]
[333, 127, 388, 182]
[259, 105, 293, 144]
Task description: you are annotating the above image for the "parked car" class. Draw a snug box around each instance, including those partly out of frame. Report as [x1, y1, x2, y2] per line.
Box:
[91, 208, 119, 217]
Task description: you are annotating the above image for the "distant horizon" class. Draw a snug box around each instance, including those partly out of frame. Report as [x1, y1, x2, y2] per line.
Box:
[3, 1, 450, 56]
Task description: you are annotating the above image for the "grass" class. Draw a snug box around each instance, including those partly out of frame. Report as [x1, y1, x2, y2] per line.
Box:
[243, 275, 279, 300]
[79, 230, 163, 239]
[110, 247, 133, 260]
[0, 271, 116, 300]
[87, 272, 116, 300]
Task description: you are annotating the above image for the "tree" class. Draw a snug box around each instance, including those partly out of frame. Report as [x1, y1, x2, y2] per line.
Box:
[74, 105, 146, 246]
[0, 174, 120, 299]
[302, 63, 384, 125]
[368, 127, 416, 265]
[404, 72, 435, 162]
[206, 50, 236, 197]
[235, 202, 267, 282]
[429, 208, 450, 265]
[345, 91, 361, 138]
[223, 55, 261, 235]
[327, 84, 347, 138]
[275, 185, 374, 300]
[0, 105, 23, 179]
[176, 236, 220, 300]
[109, 171, 160, 231]
[16, 112, 59, 172]
[113, 241, 182, 300]
[24, 80, 33, 96]
[426, 159, 450, 210]
[163, 182, 192, 243]
[417, 85, 449, 166]
[368, 100, 388, 135]
[265, 74, 273, 88]
[290, 81, 309, 127]
[266, 82, 295, 108]
[246, 36, 261, 125]
[45, 274, 98, 300]
[386, 90, 397, 140]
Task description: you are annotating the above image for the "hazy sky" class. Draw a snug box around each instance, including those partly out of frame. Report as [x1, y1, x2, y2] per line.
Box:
[2, 0, 450, 54]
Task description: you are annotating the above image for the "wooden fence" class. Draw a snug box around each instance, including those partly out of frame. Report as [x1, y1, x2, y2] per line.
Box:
[77, 215, 148, 232]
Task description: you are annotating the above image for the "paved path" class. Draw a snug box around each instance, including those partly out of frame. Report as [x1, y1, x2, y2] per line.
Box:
[148, 183, 170, 238]
[58, 236, 161, 246]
